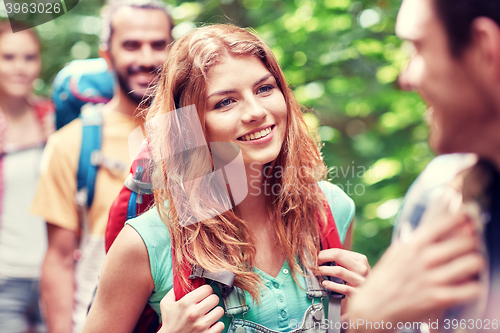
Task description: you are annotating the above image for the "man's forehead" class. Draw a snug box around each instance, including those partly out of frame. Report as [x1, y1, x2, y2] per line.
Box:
[396, 0, 434, 40]
[111, 7, 171, 40]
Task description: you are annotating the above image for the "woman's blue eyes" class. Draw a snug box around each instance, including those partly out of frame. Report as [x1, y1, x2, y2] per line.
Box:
[257, 85, 273, 94]
[215, 98, 234, 109]
[213, 85, 274, 110]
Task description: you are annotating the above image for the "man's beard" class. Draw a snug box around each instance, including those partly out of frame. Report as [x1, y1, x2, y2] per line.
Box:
[111, 56, 161, 107]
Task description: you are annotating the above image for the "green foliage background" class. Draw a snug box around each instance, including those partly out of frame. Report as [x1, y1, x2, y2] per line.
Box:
[1, 0, 434, 265]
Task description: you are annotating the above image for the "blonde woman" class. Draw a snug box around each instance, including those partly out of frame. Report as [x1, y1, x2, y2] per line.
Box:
[0, 20, 54, 333]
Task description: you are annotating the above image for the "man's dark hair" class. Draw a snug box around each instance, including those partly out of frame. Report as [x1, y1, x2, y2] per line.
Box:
[434, 0, 500, 56]
[100, 0, 174, 49]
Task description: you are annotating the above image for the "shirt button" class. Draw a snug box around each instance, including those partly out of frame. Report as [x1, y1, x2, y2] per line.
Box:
[283, 268, 289, 274]
[281, 310, 287, 318]
[278, 295, 284, 302]
[273, 282, 280, 289]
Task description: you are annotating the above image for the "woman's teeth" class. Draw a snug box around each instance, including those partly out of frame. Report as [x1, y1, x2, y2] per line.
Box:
[241, 126, 272, 141]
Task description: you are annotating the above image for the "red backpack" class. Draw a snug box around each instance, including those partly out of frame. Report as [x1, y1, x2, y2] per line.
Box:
[106, 148, 343, 332]
[106, 145, 153, 253]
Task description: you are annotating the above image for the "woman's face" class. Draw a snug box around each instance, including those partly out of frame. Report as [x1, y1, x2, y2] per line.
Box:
[0, 31, 41, 99]
[204, 55, 287, 168]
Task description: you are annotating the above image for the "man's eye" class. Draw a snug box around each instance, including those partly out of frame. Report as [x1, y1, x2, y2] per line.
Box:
[214, 98, 234, 109]
[257, 85, 274, 94]
[123, 41, 140, 50]
[152, 41, 167, 50]
[2, 54, 14, 61]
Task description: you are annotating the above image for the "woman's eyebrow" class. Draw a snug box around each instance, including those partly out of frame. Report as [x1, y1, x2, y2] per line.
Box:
[207, 73, 274, 99]
[253, 73, 273, 87]
[207, 89, 237, 99]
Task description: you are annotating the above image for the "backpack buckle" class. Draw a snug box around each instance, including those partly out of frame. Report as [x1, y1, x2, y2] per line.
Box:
[75, 188, 89, 209]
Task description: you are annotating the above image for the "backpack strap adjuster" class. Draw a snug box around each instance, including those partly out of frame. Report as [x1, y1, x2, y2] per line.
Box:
[189, 265, 236, 287]
[75, 188, 89, 209]
[124, 173, 153, 195]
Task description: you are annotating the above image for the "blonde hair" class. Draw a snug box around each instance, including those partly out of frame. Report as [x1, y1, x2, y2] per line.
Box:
[146, 24, 329, 301]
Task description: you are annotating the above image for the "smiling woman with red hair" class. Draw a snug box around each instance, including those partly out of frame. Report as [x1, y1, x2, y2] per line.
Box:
[84, 24, 369, 333]
[0, 20, 54, 333]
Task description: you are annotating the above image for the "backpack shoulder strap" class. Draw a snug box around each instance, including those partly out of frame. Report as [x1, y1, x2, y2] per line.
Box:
[172, 246, 236, 301]
[76, 103, 103, 209]
[318, 197, 343, 251]
[32, 99, 55, 142]
[172, 251, 205, 301]
[317, 185, 344, 333]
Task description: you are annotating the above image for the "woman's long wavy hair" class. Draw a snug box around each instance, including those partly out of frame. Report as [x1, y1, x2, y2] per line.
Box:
[146, 24, 329, 301]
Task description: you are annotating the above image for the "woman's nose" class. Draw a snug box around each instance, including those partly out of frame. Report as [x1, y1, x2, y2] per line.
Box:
[241, 97, 267, 123]
[13, 57, 26, 72]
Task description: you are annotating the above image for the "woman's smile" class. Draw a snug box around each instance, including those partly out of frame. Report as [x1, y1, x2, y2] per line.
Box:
[237, 124, 275, 143]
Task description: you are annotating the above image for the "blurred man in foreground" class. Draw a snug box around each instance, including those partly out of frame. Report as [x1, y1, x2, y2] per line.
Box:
[348, 0, 500, 331]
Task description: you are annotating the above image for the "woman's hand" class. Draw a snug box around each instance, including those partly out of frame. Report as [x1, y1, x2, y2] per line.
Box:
[317, 248, 370, 298]
[159, 285, 225, 333]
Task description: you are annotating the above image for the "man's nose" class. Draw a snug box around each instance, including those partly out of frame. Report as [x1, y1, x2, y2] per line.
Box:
[138, 45, 156, 68]
[398, 63, 415, 91]
[241, 97, 267, 123]
[398, 56, 422, 91]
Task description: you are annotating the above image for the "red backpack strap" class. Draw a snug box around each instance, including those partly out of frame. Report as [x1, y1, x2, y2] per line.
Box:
[33, 99, 55, 141]
[33, 99, 54, 120]
[317, 197, 343, 251]
[316, 186, 345, 333]
[106, 181, 133, 252]
[172, 246, 205, 301]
